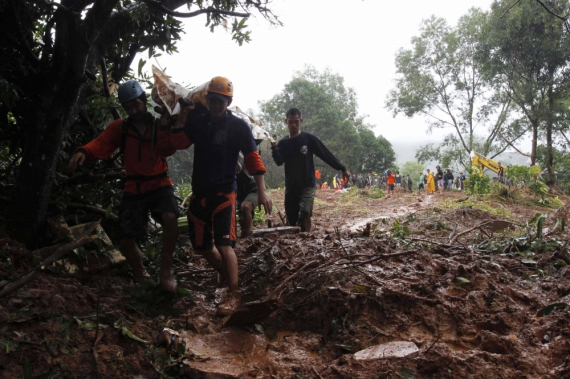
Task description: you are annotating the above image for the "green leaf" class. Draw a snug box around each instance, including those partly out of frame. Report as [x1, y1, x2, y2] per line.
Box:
[536, 302, 569, 317]
[354, 285, 368, 294]
[176, 286, 190, 296]
[398, 367, 415, 379]
[105, 205, 112, 219]
[116, 325, 148, 344]
[454, 277, 471, 287]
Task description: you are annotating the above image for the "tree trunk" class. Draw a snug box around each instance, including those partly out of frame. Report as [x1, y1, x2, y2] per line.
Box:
[8, 10, 90, 247]
[545, 84, 556, 185]
[530, 119, 538, 167]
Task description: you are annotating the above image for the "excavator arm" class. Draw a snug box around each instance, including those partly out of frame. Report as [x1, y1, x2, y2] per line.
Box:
[470, 151, 506, 176]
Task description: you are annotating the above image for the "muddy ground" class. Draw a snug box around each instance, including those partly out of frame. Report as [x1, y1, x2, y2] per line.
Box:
[1, 187, 570, 378]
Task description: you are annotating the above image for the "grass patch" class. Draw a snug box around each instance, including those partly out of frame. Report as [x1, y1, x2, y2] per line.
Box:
[439, 197, 512, 217]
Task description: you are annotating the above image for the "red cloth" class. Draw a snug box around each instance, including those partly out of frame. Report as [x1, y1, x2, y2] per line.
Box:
[77, 119, 173, 194]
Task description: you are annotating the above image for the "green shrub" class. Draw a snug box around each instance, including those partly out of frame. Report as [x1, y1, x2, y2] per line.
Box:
[491, 181, 517, 199]
[464, 168, 491, 195]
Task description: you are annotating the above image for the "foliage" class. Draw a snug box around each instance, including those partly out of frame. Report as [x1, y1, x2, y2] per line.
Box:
[400, 161, 424, 186]
[0, 0, 279, 244]
[505, 164, 534, 187]
[528, 180, 550, 204]
[439, 198, 512, 217]
[490, 181, 517, 200]
[253, 206, 266, 226]
[387, 9, 515, 170]
[358, 128, 396, 174]
[482, 0, 570, 180]
[175, 182, 192, 198]
[258, 66, 395, 188]
[464, 168, 491, 195]
[536, 144, 570, 194]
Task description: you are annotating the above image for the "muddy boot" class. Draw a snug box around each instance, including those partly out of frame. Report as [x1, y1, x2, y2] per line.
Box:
[216, 290, 241, 316]
[297, 211, 312, 232]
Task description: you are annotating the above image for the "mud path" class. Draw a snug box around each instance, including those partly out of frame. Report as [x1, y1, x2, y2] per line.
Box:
[1, 188, 569, 378]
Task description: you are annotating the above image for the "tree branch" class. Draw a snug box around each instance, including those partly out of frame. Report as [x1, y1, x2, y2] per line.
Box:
[0, 221, 99, 299]
[100, 58, 121, 120]
[497, 131, 531, 157]
[500, 0, 521, 18]
[139, 0, 250, 18]
[534, 0, 570, 22]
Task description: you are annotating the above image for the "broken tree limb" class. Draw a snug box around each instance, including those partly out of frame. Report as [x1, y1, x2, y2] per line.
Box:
[449, 221, 499, 244]
[176, 269, 216, 276]
[252, 226, 300, 238]
[277, 210, 287, 226]
[265, 260, 318, 300]
[346, 250, 420, 266]
[0, 221, 100, 299]
[67, 203, 118, 220]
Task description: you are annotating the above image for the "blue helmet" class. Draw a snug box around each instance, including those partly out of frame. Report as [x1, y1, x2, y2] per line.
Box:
[118, 80, 145, 104]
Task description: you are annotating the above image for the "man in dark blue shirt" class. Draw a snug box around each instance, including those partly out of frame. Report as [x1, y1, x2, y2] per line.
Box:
[271, 108, 350, 232]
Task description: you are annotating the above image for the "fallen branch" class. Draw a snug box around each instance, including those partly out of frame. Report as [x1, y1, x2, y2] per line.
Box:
[265, 260, 318, 300]
[0, 221, 100, 299]
[449, 221, 497, 244]
[277, 210, 287, 226]
[176, 269, 216, 276]
[346, 250, 420, 267]
[67, 203, 118, 220]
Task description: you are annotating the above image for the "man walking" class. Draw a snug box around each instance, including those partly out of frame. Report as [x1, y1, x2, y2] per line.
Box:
[158, 76, 272, 315]
[69, 80, 179, 292]
[271, 108, 350, 232]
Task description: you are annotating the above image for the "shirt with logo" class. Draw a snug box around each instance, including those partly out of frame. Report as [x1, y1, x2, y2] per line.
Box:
[271, 131, 345, 192]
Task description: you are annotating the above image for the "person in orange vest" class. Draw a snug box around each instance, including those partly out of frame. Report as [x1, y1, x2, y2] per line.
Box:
[69, 80, 179, 293]
[386, 170, 396, 197]
[315, 169, 321, 189]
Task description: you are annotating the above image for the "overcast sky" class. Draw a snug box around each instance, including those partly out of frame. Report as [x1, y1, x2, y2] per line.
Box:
[142, 0, 498, 164]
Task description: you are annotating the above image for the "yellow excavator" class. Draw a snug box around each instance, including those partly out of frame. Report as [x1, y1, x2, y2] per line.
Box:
[470, 151, 506, 176]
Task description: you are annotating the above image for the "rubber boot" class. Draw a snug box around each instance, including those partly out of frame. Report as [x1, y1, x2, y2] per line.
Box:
[297, 211, 312, 232]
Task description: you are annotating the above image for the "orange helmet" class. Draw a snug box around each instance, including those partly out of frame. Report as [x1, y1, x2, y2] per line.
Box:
[208, 76, 233, 98]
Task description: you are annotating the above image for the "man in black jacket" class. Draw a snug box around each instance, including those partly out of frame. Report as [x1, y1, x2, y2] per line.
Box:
[271, 108, 350, 232]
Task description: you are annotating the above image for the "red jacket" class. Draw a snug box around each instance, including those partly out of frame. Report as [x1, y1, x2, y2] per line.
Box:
[76, 118, 175, 194]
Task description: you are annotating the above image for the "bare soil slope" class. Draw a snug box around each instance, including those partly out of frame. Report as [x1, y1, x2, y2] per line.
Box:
[1, 188, 569, 378]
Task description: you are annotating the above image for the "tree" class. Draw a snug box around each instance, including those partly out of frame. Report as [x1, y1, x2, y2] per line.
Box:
[0, 0, 279, 246]
[259, 66, 395, 183]
[386, 9, 516, 171]
[358, 128, 396, 174]
[400, 161, 425, 181]
[481, 0, 570, 185]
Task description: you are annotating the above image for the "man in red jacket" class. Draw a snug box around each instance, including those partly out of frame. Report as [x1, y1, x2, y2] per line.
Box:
[68, 80, 179, 293]
[158, 76, 272, 315]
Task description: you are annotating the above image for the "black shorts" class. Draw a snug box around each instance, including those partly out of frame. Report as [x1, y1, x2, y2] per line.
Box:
[388, 184, 395, 191]
[118, 186, 180, 240]
[188, 192, 236, 250]
[236, 192, 258, 218]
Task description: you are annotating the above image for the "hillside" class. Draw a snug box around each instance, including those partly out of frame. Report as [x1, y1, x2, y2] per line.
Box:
[1, 187, 569, 378]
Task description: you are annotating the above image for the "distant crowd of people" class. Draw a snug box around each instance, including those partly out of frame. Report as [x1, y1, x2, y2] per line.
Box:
[314, 166, 468, 196]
